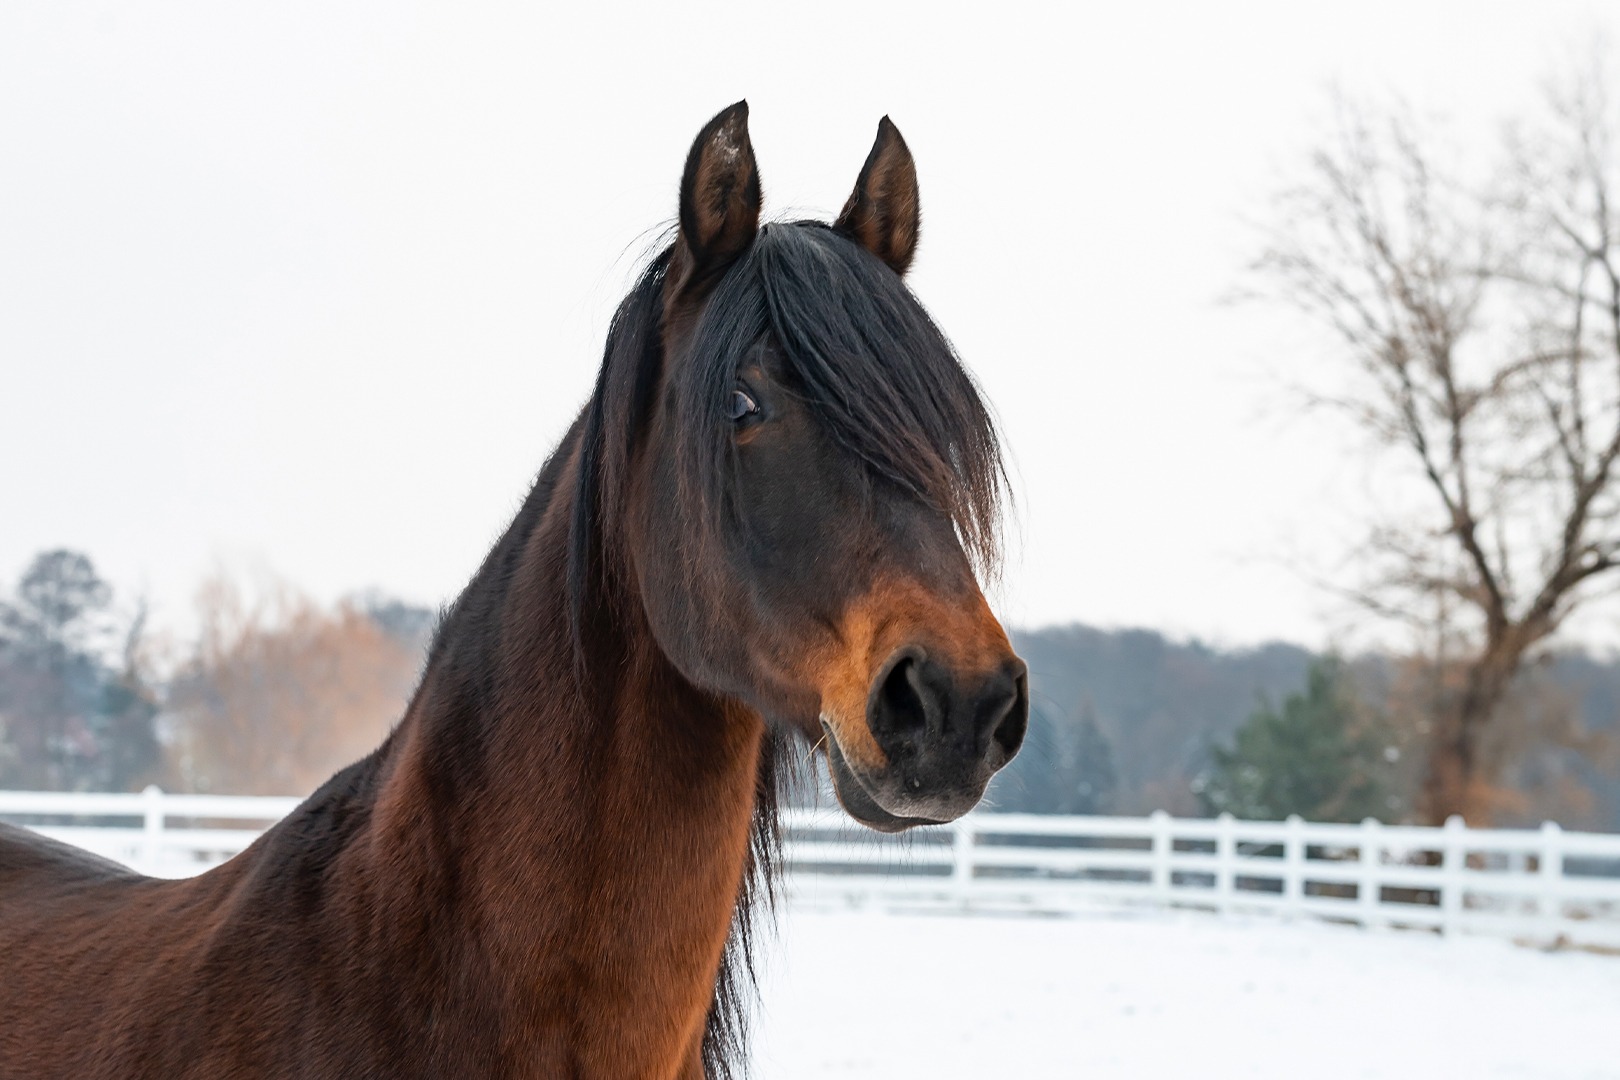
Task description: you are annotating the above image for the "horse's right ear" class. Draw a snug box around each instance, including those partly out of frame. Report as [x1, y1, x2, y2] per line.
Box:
[672, 101, 761, 297]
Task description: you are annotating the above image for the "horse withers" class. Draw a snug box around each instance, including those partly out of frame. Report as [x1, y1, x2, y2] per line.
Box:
[0, 102, 1027, 1080]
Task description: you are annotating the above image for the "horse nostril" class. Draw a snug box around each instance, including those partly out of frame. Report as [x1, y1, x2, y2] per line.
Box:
[985, 668, 1029, 762]
[872, 651, 930, 742]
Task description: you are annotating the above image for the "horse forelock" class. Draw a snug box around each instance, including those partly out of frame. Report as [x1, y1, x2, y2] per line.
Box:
[677, 222, 1006, 578]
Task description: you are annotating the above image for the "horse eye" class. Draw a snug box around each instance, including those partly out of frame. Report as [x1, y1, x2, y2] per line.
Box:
[728, 389, 760, 423]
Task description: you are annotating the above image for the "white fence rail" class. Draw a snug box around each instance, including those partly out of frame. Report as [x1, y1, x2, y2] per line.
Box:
[4, 789, 1620, 949]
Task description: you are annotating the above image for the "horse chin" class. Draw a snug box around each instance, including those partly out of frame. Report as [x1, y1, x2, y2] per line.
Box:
[823, 725, 949, 834]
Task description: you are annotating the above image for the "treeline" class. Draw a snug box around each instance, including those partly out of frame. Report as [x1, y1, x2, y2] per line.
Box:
[0, 550, 433, 797]
[989, 625, 1620, 831]
[3, 550, 1617, 829]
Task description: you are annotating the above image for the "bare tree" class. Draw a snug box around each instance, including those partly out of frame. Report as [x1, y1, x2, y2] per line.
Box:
[1253, 70, 1620, 824]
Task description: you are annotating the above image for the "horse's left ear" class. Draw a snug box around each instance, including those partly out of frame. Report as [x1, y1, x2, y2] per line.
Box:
[834, 116, 920, 276]
[674, 101, 762, 296]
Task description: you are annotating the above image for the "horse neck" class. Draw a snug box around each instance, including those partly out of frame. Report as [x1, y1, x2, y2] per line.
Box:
[360, 428, 765, 1058]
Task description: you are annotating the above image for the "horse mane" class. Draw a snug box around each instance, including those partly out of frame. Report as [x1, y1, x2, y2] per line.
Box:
[561, 221, 1007, 1077]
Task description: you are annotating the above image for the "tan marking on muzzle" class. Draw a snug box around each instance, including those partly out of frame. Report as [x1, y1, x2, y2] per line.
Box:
[805, 576, 1013, 773]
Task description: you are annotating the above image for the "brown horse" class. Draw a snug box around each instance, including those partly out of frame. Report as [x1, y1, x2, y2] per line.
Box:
[0, 103, 1027, 1079]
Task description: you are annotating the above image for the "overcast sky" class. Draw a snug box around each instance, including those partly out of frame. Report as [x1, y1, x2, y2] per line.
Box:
[3, 1, 1617, 649]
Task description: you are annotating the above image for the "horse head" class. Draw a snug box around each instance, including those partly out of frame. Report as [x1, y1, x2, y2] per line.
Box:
[585, 102, 1027, 832]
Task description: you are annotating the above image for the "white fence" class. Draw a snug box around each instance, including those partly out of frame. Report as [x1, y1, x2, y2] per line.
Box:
[780, 808, 1620, 950]
[0, 787, 300, 879]
[4, 789, 1620, 950]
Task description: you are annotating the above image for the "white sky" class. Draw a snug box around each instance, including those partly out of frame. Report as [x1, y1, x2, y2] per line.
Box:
[3, 0, 1617, 649]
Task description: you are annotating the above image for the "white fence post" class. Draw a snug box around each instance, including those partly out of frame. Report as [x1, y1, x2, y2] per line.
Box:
[1282, 814, 1305, 919]
[1149, 810, 1172, 907]
[141, 784, 164, 873]
[1539, 820, 1563, 940]
[1358, 817, 1381, 929]
[1214, 813, 1235, 914]
[951, 816, 974, 904]
[1439, 814, 1466, 938]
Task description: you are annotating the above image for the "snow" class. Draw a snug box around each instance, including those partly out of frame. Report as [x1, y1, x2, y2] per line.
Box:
[753, 907, 1620, 1079]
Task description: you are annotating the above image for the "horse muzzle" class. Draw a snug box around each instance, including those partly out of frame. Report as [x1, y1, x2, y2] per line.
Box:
[823, 646, 1028, 833]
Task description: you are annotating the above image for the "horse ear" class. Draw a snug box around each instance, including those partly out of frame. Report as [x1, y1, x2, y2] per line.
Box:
[674, 101, 762, 294]
[834, 116, 920, 276]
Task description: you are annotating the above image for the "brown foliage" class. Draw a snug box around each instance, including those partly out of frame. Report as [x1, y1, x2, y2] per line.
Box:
[165, 576, 420, 795]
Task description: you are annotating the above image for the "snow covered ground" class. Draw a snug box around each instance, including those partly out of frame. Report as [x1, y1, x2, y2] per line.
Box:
[753, 906, 1620, 1079]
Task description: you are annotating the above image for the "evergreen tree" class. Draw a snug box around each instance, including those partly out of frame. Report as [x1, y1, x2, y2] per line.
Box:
[1063, 704, 1118, 814]
[988, 699, 1119, 814]
[0, 550, 160, 791]
[1197, 659, 1388, 822]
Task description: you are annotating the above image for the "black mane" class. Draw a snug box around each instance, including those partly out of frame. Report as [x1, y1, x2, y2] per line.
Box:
[567, 220, 1007, 1077]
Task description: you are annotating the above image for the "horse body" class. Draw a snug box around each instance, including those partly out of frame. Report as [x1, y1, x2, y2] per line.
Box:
[0, 103, 1027, 1078]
